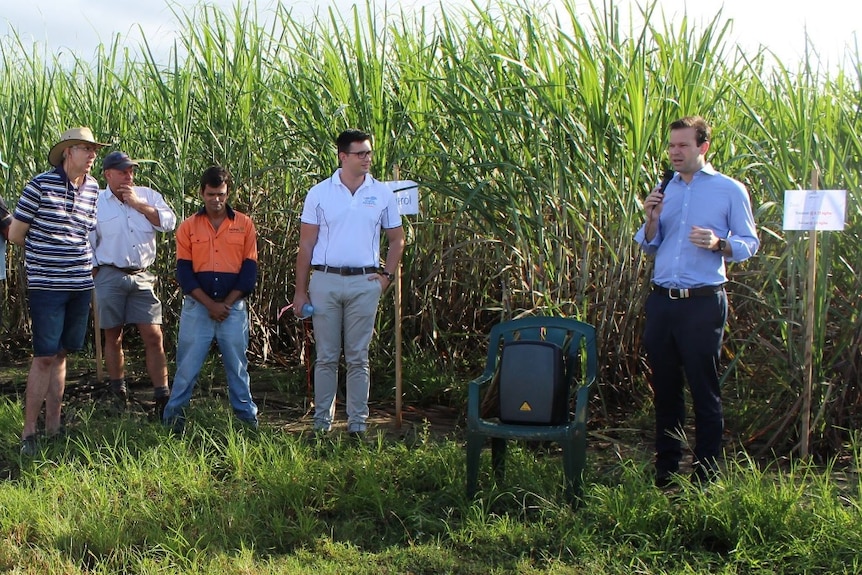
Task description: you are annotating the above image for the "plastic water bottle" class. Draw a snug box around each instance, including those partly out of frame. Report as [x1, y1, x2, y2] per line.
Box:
[299, 303, 314, 319]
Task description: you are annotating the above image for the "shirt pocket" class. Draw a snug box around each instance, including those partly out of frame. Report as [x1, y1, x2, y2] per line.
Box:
[189, 234, 212, 265]
[98, 213, 125, 239]
[225, 231, 246, 246]
[129, 213, 154, 234]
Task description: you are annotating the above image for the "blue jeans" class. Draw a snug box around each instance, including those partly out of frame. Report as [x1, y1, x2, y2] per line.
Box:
[163, 296, 258, 427]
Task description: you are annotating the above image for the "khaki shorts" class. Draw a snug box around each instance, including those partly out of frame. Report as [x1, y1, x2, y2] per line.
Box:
[94, 266, 162, 329]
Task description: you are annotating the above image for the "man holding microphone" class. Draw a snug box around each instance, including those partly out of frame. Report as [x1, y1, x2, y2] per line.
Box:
[635, 116, 759, 486]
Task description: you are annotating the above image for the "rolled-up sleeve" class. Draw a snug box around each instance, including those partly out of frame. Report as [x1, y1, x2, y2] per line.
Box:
[726, 186, 759, 263]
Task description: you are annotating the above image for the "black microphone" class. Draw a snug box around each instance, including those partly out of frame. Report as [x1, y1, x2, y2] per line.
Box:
[657, 168, 674, 196]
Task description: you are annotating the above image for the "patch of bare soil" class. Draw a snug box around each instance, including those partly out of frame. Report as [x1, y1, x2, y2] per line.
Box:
[0, 361, 700, 480]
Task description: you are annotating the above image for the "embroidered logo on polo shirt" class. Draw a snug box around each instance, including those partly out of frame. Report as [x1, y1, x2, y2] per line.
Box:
[362, 196, 377, 207]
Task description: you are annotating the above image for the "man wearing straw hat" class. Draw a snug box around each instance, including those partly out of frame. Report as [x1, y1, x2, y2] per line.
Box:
[8, 127, 108, 455]
[91, 151, 176, 416]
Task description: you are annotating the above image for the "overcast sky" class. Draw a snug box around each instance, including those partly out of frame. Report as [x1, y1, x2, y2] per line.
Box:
[2, 1, 860, 69]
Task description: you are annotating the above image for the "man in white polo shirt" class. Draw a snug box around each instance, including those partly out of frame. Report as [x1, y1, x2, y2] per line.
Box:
[291, 129, 405, 438]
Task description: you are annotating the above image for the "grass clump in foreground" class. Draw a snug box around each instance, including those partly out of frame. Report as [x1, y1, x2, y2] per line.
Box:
[0, 398, 860, 574]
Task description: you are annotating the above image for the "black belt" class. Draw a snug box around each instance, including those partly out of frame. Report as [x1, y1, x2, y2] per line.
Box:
[312, 265, 378, 276]
[105, 264, 145, 275]
[652, 284, 724, 299]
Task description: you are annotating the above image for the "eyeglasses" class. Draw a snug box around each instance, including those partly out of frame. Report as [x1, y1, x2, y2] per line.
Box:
[72, 145, 99, 154]
[344, 150, 373, 159]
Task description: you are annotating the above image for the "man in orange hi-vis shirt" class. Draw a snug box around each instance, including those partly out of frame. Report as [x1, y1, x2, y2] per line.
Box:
[162, 166, 259, 433]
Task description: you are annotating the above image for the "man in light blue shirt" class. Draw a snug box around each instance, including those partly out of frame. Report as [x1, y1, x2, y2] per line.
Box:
[635, 116, 759, 486]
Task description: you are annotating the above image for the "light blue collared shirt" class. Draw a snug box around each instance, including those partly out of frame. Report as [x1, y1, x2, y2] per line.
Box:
[634, 163, 759, 289]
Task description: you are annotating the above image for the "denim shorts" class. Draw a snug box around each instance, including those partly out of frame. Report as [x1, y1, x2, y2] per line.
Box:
[28, 288, 93, 356]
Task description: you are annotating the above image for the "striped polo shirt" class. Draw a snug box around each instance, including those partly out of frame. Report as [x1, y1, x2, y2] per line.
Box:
[13, 167, 99, 291]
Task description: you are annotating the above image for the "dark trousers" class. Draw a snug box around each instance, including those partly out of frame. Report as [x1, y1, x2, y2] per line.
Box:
[644, 289, 728, 475]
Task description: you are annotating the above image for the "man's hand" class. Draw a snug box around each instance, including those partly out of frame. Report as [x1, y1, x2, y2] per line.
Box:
[117, 185, 144, 209]
[207, 300, 232, 322]
[291, 292, 310, 318]
[643, 186, 664, 220]
[642, 186, 665, 242]
[689, 225, 717, 250]
[373, 273, 392, 289]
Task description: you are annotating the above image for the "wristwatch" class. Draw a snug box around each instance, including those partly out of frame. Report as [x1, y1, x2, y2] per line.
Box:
[713, 238, 727, 253]
[380, 270, 395, 281]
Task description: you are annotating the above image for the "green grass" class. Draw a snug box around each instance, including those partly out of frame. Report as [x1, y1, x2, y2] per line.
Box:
[2, 1, 862, 567]
[0, 394, 860, 574]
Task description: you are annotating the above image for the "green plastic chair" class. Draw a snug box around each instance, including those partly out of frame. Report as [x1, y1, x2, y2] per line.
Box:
[466, 316, 597, 504]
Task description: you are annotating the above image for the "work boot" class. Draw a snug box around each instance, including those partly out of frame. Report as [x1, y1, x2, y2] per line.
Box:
[109, 379, 128, 402]
[153, 386, 170, 420]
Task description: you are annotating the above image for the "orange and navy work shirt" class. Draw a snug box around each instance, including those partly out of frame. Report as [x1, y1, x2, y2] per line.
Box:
[176, 205, 258, 300]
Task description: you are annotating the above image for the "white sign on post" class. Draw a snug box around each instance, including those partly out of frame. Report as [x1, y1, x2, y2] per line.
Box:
[386, 180, 420, 215]
[783, 189, 847, 231]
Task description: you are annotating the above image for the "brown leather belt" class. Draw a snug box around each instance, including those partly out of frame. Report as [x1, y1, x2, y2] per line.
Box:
[105, 264, 145, 275]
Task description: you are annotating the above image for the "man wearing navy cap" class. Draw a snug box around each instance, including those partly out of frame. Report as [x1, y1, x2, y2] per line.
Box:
[91, 151, 177, 416]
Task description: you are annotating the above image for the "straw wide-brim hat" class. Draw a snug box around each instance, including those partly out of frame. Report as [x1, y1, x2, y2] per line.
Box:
[48, 127, 109, 167]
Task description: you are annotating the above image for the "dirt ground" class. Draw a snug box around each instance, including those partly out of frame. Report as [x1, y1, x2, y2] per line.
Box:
[0, 361, 466, 439]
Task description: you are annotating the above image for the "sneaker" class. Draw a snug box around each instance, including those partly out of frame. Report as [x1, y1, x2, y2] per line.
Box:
[20, 435, 38, 457]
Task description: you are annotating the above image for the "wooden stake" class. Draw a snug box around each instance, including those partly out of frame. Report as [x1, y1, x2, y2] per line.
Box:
[392, 165, 403, 428]
[800, 169, 820, 458]
[92, 291, 104, 382]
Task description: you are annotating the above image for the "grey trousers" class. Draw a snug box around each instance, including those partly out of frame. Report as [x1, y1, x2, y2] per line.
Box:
[309, 271, 383, 432]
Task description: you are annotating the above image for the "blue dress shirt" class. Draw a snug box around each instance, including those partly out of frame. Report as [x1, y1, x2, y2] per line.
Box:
[634, 163, 759, 288]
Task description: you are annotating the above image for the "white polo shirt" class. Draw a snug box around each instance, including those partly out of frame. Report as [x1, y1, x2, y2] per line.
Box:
[301, 169, 402, 268]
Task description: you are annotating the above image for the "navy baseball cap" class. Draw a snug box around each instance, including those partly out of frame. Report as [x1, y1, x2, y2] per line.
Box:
[102, 151, 139, 170]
